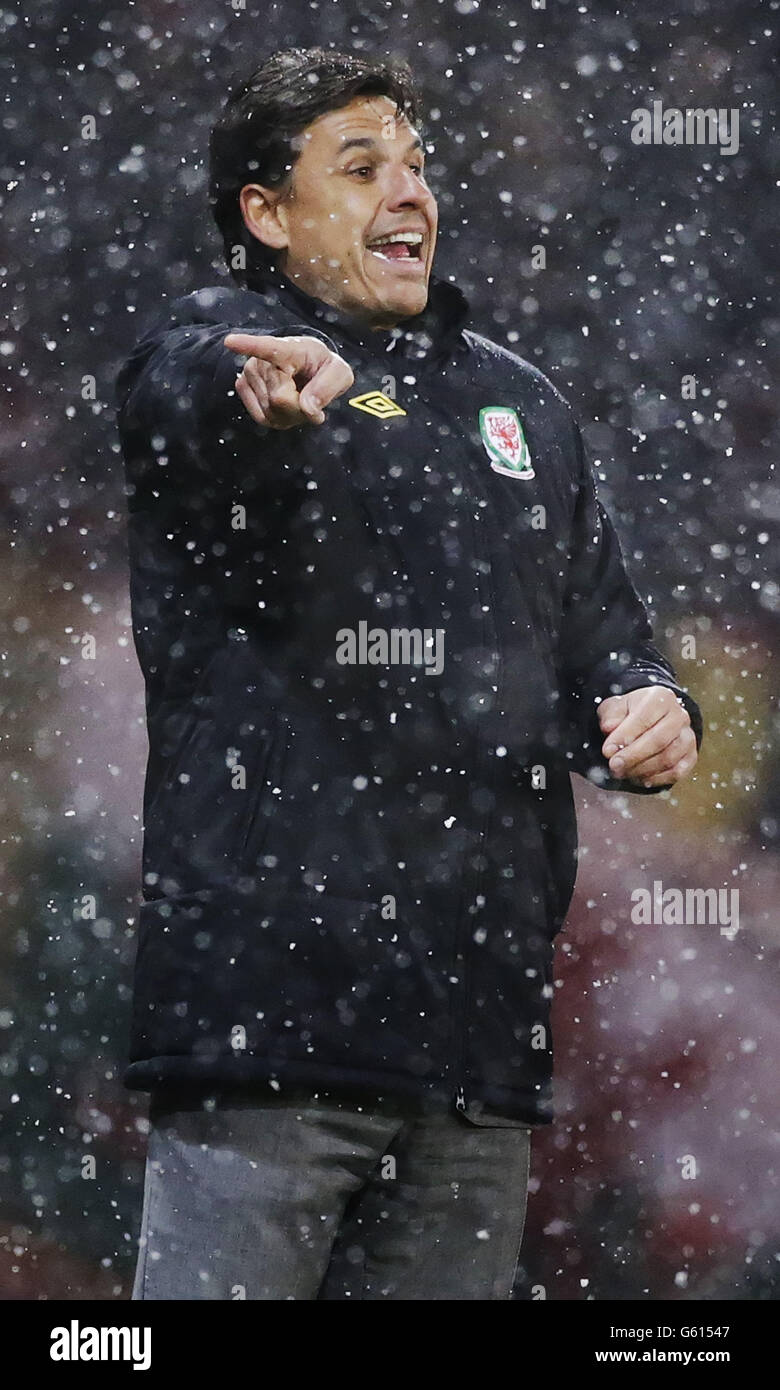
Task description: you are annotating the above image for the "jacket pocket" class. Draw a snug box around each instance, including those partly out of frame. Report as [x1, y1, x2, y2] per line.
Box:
[142, 706, 288, 891]
[238, 710, 290, 871]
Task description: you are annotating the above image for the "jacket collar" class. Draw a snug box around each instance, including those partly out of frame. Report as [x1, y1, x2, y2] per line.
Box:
[245, 264, 470, 372]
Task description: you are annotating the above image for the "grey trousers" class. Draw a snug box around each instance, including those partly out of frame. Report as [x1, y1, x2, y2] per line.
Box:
[131, 1085, 532, 1300]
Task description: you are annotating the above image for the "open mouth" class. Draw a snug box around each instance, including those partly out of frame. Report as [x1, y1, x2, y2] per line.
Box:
[366, 231, 425, 265]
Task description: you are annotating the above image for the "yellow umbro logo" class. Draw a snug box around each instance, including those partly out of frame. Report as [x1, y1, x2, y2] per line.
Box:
[348, 391, 407, 419]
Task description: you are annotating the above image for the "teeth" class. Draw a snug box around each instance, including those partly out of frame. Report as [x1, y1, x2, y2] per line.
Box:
[369, 232, 423, 247]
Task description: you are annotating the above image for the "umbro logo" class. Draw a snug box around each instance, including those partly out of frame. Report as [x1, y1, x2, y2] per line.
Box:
[348, 391, 407, 419]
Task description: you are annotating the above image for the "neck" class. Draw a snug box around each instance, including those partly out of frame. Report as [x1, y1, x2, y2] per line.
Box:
[275, 266, 411, 332]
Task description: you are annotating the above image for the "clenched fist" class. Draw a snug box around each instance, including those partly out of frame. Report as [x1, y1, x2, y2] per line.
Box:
[224, 333, 355, 430]
[598, 686, 699, 788]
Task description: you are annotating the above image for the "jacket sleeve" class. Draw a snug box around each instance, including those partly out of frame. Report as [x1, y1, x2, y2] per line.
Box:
[115, 317, 342, 494]
[557, 417, 703, 794]
[115, 316, 342, 627]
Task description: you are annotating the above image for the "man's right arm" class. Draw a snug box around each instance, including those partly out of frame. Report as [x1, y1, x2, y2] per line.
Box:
[115, 321, 353, 494]
[116, 320, 357, 633]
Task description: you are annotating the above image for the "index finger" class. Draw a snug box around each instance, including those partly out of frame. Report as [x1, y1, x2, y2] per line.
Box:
[596, 694, 629, 732]
[223, 333, 329, 375]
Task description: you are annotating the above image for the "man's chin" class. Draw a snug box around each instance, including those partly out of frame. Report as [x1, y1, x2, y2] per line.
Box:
[372, 281, 430, 325]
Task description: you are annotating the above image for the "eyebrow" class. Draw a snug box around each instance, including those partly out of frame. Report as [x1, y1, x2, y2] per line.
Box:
[337, 134, 424, 156]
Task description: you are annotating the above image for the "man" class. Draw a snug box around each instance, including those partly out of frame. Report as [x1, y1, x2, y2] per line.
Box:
[117, 47, 702, 1300]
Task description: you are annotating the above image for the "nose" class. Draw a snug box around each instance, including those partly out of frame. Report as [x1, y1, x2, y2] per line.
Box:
[383, 161, 434, 214]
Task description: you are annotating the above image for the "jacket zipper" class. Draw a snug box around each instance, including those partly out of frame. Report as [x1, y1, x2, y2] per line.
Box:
[336, 352, 480, 1112]
[415, 368, 503, 1115]
[451, 732, 496, 1113]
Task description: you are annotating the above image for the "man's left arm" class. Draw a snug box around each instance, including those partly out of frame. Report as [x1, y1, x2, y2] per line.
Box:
[557, 416, 703, 794]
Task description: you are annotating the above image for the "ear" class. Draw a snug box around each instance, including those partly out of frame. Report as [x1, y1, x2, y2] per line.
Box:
[239, 183, 289, 253]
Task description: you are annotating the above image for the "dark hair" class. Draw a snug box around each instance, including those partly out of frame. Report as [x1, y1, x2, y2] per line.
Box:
[208, 47, 422, 287]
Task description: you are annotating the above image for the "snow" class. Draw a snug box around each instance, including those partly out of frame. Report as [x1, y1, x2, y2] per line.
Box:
[0, 0, 776, 1302]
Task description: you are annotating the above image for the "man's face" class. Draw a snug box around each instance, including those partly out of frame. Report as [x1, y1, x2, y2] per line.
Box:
[240, 95, 438, 327]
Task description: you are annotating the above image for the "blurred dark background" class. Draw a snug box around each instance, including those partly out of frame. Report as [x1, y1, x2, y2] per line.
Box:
[0, 0, 777, 1299]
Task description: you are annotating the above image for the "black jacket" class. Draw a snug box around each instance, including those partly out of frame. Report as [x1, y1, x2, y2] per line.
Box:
[116, 268, 703, 1126]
